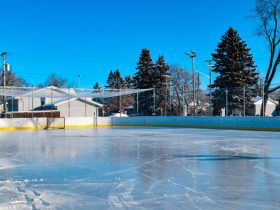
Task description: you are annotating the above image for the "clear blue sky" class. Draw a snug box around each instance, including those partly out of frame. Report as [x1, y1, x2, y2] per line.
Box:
[0, 0, 274, 89]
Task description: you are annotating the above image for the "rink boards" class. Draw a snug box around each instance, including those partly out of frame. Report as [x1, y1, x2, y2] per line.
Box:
[0, 116, 280, 131]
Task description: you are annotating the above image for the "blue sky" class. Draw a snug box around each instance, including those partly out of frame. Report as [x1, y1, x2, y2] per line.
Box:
[0, 0, 273, 89]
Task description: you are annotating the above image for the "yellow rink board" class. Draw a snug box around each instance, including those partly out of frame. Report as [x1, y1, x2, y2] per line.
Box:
[0, 123, 279, 132]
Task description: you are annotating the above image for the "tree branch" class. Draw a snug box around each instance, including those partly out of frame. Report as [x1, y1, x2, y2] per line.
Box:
[268, 50, 280, 85]
[257, 8, 273, 47]
[267, 84, 280, 94]
[272, 3, 278, 43]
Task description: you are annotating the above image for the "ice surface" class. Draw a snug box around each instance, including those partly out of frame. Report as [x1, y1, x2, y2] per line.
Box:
[0, 127, 280, 209]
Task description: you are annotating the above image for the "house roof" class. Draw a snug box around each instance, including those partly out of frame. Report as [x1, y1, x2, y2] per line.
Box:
[10, 86, 103, 108]
[11, 86, 52, 99]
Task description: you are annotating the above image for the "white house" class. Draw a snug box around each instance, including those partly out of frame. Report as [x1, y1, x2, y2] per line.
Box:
[252, 97, 278, 116]
[6, 86, 103, 117]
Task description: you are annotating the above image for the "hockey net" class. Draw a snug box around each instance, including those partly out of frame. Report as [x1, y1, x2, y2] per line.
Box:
[46, 117, 65, 129]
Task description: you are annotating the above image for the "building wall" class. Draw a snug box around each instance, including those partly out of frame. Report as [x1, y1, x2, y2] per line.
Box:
[58, 99, 98, 117]
[16, 97, 47, 111]
[12, 88, 71, 112]
[255, 103, 276, 116]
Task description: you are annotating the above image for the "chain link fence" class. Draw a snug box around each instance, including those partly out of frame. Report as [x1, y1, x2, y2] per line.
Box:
[0, 85, 279, 118]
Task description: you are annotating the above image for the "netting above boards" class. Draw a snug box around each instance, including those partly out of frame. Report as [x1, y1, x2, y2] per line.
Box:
[0, 86, 153, 99]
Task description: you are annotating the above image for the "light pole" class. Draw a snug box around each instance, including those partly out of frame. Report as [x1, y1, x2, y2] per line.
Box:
[205, 60, 214, 116]
[197, 69, 200, 108]
[185, 51, 197, 116]
[77, 74, 81, 89]
[163, 74, 172, 116]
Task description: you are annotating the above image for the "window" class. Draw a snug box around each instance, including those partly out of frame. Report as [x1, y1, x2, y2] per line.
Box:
[40, 97, 46, 106]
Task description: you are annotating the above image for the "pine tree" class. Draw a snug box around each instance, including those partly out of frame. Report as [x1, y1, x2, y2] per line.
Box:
[134, 48, 155, 115]
[93, 82, 101, 90]
[105, 70, 113, 89]
[92, 82, 103, 105]
[211, 27, 259, 116]
[122, 76, 134, 112]
[154, 55, 169, 115]
[105, 69, 125, 114]
[106, 70, 124, 89]
[124, 76, 134, 89]
[134, 48, 154, 88]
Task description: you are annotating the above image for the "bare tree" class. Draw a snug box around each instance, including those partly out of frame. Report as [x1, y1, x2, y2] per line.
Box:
[169, 65, 192, 116]
[254, 0, 280, 115]
[0, 72, 27, 87]
[39, 73, 68, 88]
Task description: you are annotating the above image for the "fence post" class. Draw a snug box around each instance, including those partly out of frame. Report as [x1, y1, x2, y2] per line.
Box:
[243, 85, 246, 116]
[170, 86, 172, 116]
[119, 87, 122, 116]
[262, 81, 265, 117]
[210, 84, 212, 117]
[137, 91, 139, 116]
[225, 88, 228, 117]
[11, 86, 13, 118]
[68, 87, 71, 117]
[85, 88, 87, 117]
[32, 86, 34, 118]
[51, 86, 53, 118]
[153, 88, 156, 115]
[3, 85, 6, 118]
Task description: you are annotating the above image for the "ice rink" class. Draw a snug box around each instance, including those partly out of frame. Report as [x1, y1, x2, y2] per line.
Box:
[0, 127, 280, 209]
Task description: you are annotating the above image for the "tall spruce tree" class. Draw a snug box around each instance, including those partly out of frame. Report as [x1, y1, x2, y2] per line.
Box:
[134, 48, 155, 115]
[154, 55, 169, 115]
[211, 27, 259, 116]
[105, 70, 125, 114]
[106, 70, 124, 89]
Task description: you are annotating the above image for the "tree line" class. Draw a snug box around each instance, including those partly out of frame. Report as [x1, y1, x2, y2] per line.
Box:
[2, 0, 279, 116]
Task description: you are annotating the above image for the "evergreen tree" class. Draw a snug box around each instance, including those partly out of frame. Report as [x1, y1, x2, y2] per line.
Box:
[124, 76, 134, 89]
[154, 55, 169, 115]
[106, 70, 124, 89]
[106, 70, 114, 88]
[105, 69, 125, 114]
[93, 82, 101, 90]
[211, 27, 259, 116]
[122, 76, 135, 113]
[134, 48, 154, 89]
[92, 82, 103, 105]
[134, 48, 155, 115]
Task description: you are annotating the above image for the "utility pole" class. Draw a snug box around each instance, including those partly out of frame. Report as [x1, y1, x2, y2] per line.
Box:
[205, 60, 214, 116]
[185, 51, 197, 116]
[1, 52, 11, 117]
